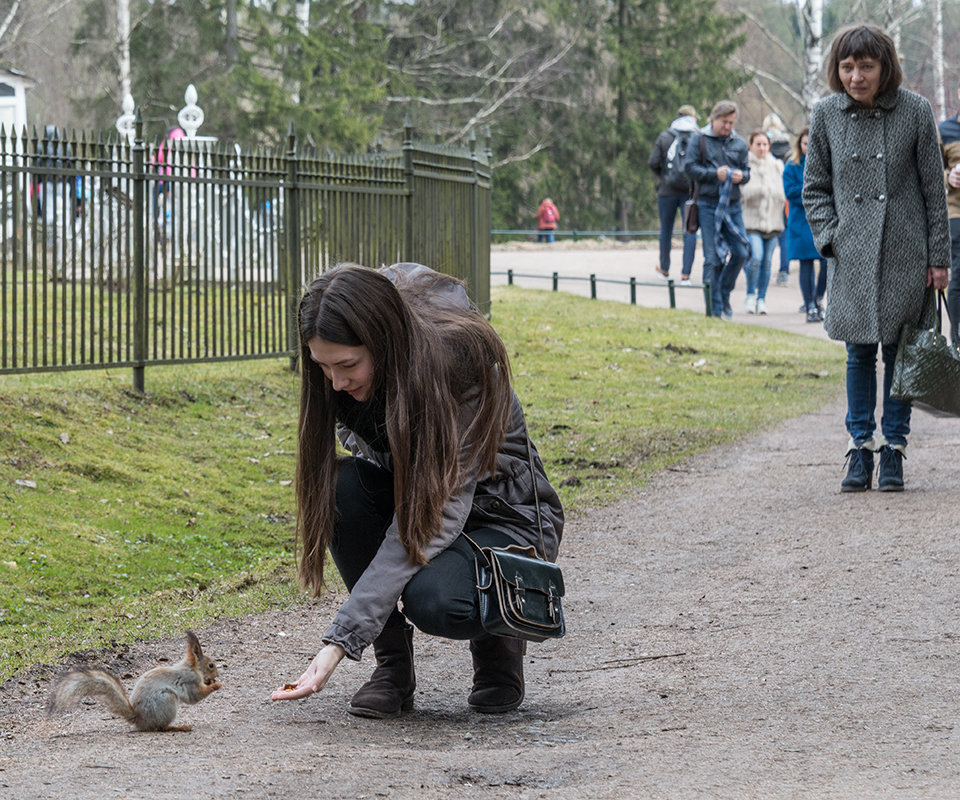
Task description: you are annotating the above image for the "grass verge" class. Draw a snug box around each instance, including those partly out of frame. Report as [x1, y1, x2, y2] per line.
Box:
[0, 286, 846, 678]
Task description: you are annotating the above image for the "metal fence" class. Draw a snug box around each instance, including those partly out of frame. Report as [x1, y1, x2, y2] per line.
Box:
[0, 120, 492, 389]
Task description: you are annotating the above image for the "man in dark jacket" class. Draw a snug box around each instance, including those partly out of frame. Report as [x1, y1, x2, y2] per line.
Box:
[940, 88, 960, 345]
[648, 104, 699, 282]
[683, 100, 751, 319]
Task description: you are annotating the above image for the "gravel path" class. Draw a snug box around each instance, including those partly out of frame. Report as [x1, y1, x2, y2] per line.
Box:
[2, 248, 959, 798]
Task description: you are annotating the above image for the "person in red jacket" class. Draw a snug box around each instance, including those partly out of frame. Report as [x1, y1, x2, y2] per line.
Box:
[535, 197, 559, 243]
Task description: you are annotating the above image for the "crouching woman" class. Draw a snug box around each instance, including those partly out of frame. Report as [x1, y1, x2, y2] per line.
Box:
[271, 263, 564, 716]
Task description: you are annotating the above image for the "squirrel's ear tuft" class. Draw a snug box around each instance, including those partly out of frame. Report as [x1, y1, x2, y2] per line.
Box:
[185, 630, 202, 660]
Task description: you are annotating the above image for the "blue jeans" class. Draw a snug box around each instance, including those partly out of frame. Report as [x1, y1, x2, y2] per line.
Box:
[745, 233, 776, 300]
[845, 342, 911, 448]
[699, 200, 750, 315]
[799, 258, 828, 310]
[777, 226, 789, 275]
[949, 218, 960, 345]
[537, 229, 555, 243]
[657, 194, 697, 276]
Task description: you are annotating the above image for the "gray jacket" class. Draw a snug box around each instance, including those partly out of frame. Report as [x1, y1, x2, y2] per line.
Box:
[803, 87, 950, 343]
[682, 125, 751, 203]
[321, 267, 564, 661]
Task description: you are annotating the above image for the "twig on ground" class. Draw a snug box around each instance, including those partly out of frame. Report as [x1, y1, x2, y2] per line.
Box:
[547, 652, 685, 675]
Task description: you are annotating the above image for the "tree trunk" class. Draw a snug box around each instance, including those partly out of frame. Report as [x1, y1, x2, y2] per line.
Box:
[800, 0, 823, 118]
[934, 0, 945, 121]
[614, 0, 628, 234]
[225, 0, 238, 66]
[117, 0, 131, 102]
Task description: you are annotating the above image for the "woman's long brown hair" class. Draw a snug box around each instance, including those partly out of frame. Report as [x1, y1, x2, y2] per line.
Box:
[295, 264, 512, 596]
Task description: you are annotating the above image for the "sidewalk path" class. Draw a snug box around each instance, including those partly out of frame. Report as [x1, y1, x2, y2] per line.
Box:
[491, 241, 834, 342]
[2, 244, 959, 798]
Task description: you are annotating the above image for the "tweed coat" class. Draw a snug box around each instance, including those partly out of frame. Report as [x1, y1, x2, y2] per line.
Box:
[803, 87, 950, 344]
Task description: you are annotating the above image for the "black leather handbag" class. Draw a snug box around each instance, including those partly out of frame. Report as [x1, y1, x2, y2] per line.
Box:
[890, 290, 960, 417]
[467, 437, 565, 642]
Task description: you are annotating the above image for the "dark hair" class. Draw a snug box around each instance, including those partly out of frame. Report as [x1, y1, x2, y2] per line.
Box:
[826, 25, 902, 96]
[710, 100, 738, 121]
[748, 129, 770, 147]
[790, 126, 810, 164]
[295, 264, 512, 595]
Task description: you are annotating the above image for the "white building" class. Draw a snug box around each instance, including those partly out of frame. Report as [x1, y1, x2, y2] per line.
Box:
[0, 68, 34, 134]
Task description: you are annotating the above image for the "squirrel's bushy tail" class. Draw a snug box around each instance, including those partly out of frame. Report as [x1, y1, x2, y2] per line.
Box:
[47, 669, 137, 724]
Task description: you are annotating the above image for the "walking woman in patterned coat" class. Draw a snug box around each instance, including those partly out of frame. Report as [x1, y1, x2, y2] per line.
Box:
[803, 24, 951, 492]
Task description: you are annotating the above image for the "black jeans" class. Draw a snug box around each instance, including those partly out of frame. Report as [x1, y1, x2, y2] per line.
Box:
[330, 457, 514, 640]
[949, 218, 960, 345]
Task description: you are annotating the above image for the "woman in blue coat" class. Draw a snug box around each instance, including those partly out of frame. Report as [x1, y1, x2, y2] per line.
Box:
[783, 127, 827, 322]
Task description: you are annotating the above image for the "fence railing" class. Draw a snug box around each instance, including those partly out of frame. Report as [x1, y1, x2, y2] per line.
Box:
[494, 269, 714, 315]
[0, 119, 491, 389]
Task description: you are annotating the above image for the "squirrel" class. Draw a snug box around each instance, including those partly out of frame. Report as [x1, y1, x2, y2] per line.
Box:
[47, 630, 221, 732]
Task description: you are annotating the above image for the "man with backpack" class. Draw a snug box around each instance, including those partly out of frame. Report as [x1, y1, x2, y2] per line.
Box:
[648, 105, 700, 282]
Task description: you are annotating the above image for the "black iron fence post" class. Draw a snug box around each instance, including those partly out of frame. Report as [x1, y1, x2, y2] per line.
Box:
[469, 130, 480, 301]
[284, 124, 301, 372]
[132, 110, 146, 393]
[402, 114, 414, 262]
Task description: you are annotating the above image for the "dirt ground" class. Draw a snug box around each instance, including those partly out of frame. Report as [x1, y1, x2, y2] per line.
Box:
[4, 247, 960, 798]
[3, 392, 960, 799]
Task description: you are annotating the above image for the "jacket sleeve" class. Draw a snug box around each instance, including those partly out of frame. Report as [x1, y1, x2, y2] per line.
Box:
[683, 133, 715, 185]
[648, 132, 666, 176]
[782, 162, 803, 203]
[914, 97, 951, 269]
[801, 103, 838, 258]
[321, 396, 483, 661]
[321, 474, 476, 661]
[737, 141, 750, 186]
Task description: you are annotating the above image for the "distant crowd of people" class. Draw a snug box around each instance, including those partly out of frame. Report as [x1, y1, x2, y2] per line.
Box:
[647, 102, 830, 324]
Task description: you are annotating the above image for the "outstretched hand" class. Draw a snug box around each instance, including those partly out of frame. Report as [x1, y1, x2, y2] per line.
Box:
[271, 643, 346, 701]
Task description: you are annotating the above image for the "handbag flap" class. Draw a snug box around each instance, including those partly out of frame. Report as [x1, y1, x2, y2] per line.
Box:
[484, 547, 565, 597]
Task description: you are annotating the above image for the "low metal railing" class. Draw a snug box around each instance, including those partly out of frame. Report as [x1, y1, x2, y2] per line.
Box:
[492, 268, 713, 316]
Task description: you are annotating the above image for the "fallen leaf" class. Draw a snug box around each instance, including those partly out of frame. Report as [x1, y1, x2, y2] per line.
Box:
[15, 479, 37, 489]
[59, 432, 70, 444]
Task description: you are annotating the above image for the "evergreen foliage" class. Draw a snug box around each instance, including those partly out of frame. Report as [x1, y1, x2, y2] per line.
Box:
[67, 0, 744, 228]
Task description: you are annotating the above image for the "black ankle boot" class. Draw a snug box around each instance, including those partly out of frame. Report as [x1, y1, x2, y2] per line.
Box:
[877, 445, 905, 492]
[348, 624, 415, 719]
[468, 634, 526, 713]
[841, 447, 874, 492]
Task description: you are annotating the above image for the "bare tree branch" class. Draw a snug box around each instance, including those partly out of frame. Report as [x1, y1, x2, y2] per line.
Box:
[737, 59, 806, 108]
[493, 140, 547, 168]
[740, 8, 802, 70]
[0, 0, 23, 42]
[749, 75, 792, 128]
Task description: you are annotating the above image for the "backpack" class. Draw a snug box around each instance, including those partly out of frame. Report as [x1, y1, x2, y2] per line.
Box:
[542, 205, 557, 223]
[661, 130, 693, 194]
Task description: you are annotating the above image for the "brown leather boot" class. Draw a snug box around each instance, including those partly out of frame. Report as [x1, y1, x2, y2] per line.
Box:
[467, 634, 526, 713]
[348, 624, 416, 719]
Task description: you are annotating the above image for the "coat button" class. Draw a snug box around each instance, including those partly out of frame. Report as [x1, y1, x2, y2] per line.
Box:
[852, 153, 860, 161]
[878, 194, 886, 202]
[851, 113, 859, 120]
[874, 110, 881, 118]
[854, 194, 863, 203]
[876, 152, 883, 159]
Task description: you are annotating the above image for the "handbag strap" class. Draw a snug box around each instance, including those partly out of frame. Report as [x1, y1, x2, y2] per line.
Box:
[690, 131, 705, 202]
[462, 420, 548, 562]
[523, 429, 548, 560]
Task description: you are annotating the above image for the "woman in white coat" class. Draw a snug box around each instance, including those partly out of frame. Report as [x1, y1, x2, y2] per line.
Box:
[740, 130, 786, 314]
